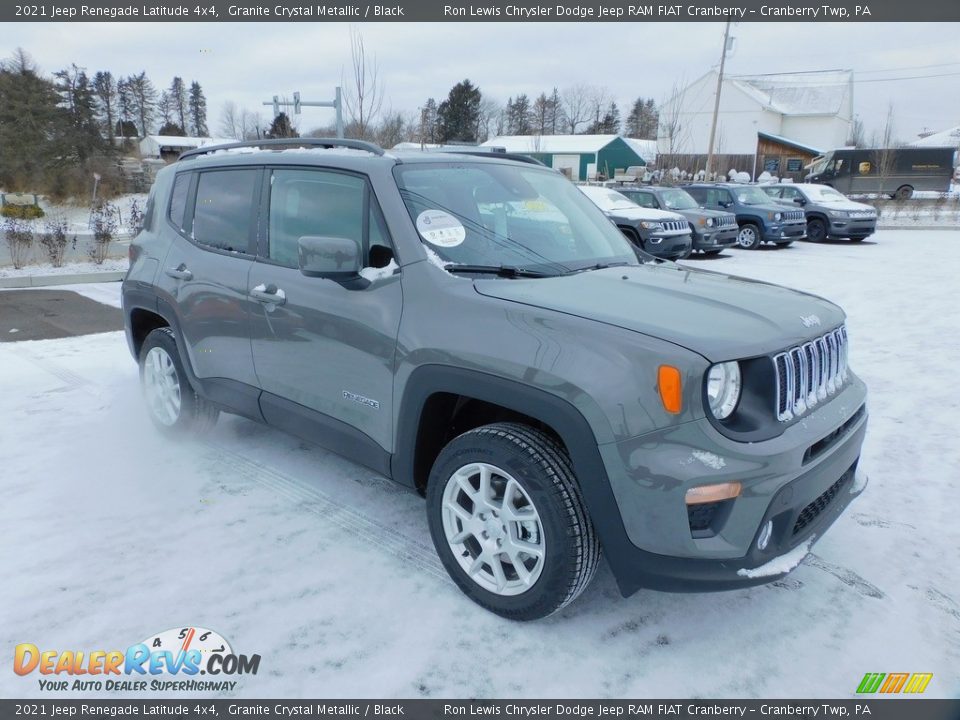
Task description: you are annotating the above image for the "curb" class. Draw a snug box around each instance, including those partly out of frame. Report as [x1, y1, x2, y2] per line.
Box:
[877, 225, 960, 231]
[0, 272, 125, 289]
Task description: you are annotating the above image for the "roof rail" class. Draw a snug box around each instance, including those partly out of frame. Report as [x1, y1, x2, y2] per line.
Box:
[428, 147, 546, 166]
[178, 137, 385, 161]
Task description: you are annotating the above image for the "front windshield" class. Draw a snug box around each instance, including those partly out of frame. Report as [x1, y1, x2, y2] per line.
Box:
[394, 164, 641, 274]
[809, 152, 833, 175]
[804, 185, 847, 202]
[734, 187, 774, 205]
[659, 188, 698, 210]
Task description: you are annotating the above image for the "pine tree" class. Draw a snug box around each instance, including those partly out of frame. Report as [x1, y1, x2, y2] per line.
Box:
[266, 112, 298, 138]
[54, 64, 103, 162]
[437, 79, 481, 143]
[420, 98, 438, 144]
[549, 87, 562, 134]
[126, 71, 157, 137]
[506, 94, 532, 135]
[92, 71, 117, 144]
[188, 81, 208, 136]
[169, 76, 187, 131]
[625, 97, 659, 139]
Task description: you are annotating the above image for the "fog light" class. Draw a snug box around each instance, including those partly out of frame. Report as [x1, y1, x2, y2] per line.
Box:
[757, 520, 774, 551]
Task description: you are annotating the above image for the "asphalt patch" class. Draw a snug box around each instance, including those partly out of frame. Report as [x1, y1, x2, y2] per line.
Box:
[0, 289, 122, 342]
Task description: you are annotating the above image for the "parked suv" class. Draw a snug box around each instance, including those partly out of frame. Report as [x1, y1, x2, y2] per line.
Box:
[684, 183, 807, 249]
[616, 185, 738, 255]
[123, 139, 868, 620]
[578, 185, 693, 260]
[761, 183, 878, 243]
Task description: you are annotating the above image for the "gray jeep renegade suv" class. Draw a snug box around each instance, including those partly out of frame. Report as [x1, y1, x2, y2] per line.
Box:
[123, 139, 869, 620]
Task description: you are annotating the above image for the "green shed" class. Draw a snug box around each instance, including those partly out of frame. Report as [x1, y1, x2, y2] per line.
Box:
[480, 135, 647, 181]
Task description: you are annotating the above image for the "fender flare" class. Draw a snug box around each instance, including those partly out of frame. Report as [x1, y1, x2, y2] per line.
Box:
[391, 364, 642, 594]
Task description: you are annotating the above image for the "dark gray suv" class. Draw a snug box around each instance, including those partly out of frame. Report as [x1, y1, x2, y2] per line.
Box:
[123, 139, 869, 620]
[762, 183, 878, 243]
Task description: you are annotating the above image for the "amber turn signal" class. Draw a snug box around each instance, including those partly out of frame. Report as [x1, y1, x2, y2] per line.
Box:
[658, 365, 683, 414]
[685, 482, 742, 506]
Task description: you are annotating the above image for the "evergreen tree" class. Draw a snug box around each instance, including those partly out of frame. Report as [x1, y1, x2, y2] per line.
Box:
[158, 121, 186, 136]
[506, 94, 532, 135]
[436, 79, 481, 144]
[54, 64, 103, 162]
[188, 81, 208, 136]
[626, 97, 659, 139]
[0, 49, 66, 190]
[266, 112, 298, 138]
[92, 71, 117, 144]
[549, 87, 562, 134]
[420, 97, 438, 144]
[126, 71, 157, 138]
[168, 76, 188, 131]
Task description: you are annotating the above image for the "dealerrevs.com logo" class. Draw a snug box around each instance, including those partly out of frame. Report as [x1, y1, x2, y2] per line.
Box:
[14, 627, 261, 692]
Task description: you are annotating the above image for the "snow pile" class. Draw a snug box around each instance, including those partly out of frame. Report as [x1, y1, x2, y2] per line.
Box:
[0, 258, 128, 279]
[358, 259, 399, 282]
[849, 468, 869, 495]
[737, 537, 815, 579]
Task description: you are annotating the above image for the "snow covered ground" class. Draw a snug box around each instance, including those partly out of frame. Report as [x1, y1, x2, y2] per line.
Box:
[1, 230, 959, 700]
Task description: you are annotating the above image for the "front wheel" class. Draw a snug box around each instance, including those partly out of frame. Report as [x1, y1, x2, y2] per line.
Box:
[894, 185, 914, 201]
[736, 223, 761, 250]
[427, 423, 600, 621]
[139, 327, 218, 436]
[806, 218, 827, 242]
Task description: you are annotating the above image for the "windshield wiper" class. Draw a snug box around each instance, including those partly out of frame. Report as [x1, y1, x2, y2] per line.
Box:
[445, 264, 558, 278]
[568, 261, 634, 274]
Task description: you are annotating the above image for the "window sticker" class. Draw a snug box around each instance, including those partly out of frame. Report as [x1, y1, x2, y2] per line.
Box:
[416, 210, 466, 247]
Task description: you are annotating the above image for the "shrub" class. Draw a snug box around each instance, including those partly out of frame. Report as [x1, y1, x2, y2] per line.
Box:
[39, 216, 70, 268]
[4, 217, 34, 269]
[1, 204, 44, 220]
[88, 201, 118, 265]
[128, 198, 145, 235]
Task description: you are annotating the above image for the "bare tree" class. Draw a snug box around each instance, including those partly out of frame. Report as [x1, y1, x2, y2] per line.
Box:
[560, 85, 592, 134]
[476, 97, 502, 143]
[871, 104, 901, 199]
[847, 115, 866, 148]
[658, 79, 691, 177]
[341, 27, 384, 140]
[587, 86, 610, 131]
[219, 101, 261, 141]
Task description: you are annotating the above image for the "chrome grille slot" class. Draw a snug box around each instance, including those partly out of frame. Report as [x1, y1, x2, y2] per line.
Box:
[774, 325, 849, 422]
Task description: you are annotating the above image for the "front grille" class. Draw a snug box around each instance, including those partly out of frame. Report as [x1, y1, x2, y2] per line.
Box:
[719, 215, 738, 228]
[661, 220, 687, 233]
[849, 210, 876, 219]
[784, 210, 805, 222]
[774, 325, 848, 422]
[793, 470, 851, 535]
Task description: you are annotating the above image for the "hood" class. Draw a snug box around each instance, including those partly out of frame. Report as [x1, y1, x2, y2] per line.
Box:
[675, 207, 734, 221]
[474, 264, 844, 362]
[816, 199, 876, 212]
[605, 206, 687, 223]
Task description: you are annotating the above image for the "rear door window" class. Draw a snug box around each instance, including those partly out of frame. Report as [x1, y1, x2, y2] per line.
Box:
[192, 169, 259, 254]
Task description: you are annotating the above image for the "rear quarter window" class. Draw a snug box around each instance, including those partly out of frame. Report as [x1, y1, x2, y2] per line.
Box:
[192, 169, 259, 254]
[168, 173, 191, 231]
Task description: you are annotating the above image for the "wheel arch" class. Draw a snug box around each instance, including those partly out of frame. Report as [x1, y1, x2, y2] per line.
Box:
[392, 365, 639, 591]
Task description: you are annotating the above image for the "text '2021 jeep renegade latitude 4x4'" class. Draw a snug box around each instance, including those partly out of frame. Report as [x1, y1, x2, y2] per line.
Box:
[123, 139, 869, 620]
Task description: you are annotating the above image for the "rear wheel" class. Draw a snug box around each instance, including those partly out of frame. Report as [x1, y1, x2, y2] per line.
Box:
[139, 327, 218, 436]
[736, 223, 761, 250]
[427, 422, 600, 621]
[894, 185, 914, 201]
[806, 218, 827, 243]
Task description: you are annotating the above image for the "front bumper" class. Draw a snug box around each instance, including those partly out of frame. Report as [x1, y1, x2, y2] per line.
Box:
[598, 375, 868, 594]
[645, 232, 693, 259]
[829, 217, 877, 238]
[763, 221, 806, 243]
[692, 227, 738, 251]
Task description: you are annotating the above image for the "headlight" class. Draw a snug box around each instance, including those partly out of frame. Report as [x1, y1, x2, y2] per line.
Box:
[640, 221, 663, 230]
[705, 217, 715, 227]
[706, 361, 742, 420]
[770, 212, 782, 221]
[831, 210, 849, 218]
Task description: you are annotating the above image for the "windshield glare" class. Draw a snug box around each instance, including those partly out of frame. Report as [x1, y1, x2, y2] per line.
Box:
[394, 164, 641, 274]
[580, 186, 637, 211]
[659, 188, 698, 210]
[806, 185, 847, 202]
[809, 153, 832, 175]
[736, 187, 773, 205]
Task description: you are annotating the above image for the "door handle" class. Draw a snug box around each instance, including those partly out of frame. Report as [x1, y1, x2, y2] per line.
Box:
[165, 264, 193, 281]
[250, 283, 286, 305]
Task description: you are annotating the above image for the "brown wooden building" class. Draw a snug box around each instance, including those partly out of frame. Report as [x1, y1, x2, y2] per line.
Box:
[756, 132, 823, 182]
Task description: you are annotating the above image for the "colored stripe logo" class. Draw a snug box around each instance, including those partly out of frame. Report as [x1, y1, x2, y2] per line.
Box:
[857, 672, 933, 694]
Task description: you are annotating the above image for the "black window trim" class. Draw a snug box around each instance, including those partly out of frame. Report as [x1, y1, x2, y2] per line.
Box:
[165, 170, 196, 240]
[256, 164, 398, 271]
[177, 166, 262, 258]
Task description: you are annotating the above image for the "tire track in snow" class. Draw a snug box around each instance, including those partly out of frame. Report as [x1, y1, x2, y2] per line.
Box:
[12, 345, 451, 586]
[804, 553, 885, 599]
[202, 441, 450, 584]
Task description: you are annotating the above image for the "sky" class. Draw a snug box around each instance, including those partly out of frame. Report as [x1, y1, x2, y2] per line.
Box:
[8, 21, 960, 142]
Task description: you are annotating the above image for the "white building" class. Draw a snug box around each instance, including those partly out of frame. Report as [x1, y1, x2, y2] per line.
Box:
[658, 70, 854, 158]
[910, 126, 960, 148]
[139, 135, 236, 160]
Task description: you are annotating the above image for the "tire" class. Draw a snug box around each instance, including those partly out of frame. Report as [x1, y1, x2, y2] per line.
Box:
[139, 327, 218, 436]
[736, 223, 761, 250]
[894, 185, 913, 201]
[806, 218, 827, 243]
[426, 422, 600, 621]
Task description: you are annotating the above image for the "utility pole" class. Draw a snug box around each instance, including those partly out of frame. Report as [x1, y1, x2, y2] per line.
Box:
[263, 88, 344, 138]
[704, 20, 731, 180]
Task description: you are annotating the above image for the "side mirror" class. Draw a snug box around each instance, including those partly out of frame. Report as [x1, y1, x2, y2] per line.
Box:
[793, 197, 807, 205]
[298, 236, 361, 279]
[718, 200, 731, 208]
